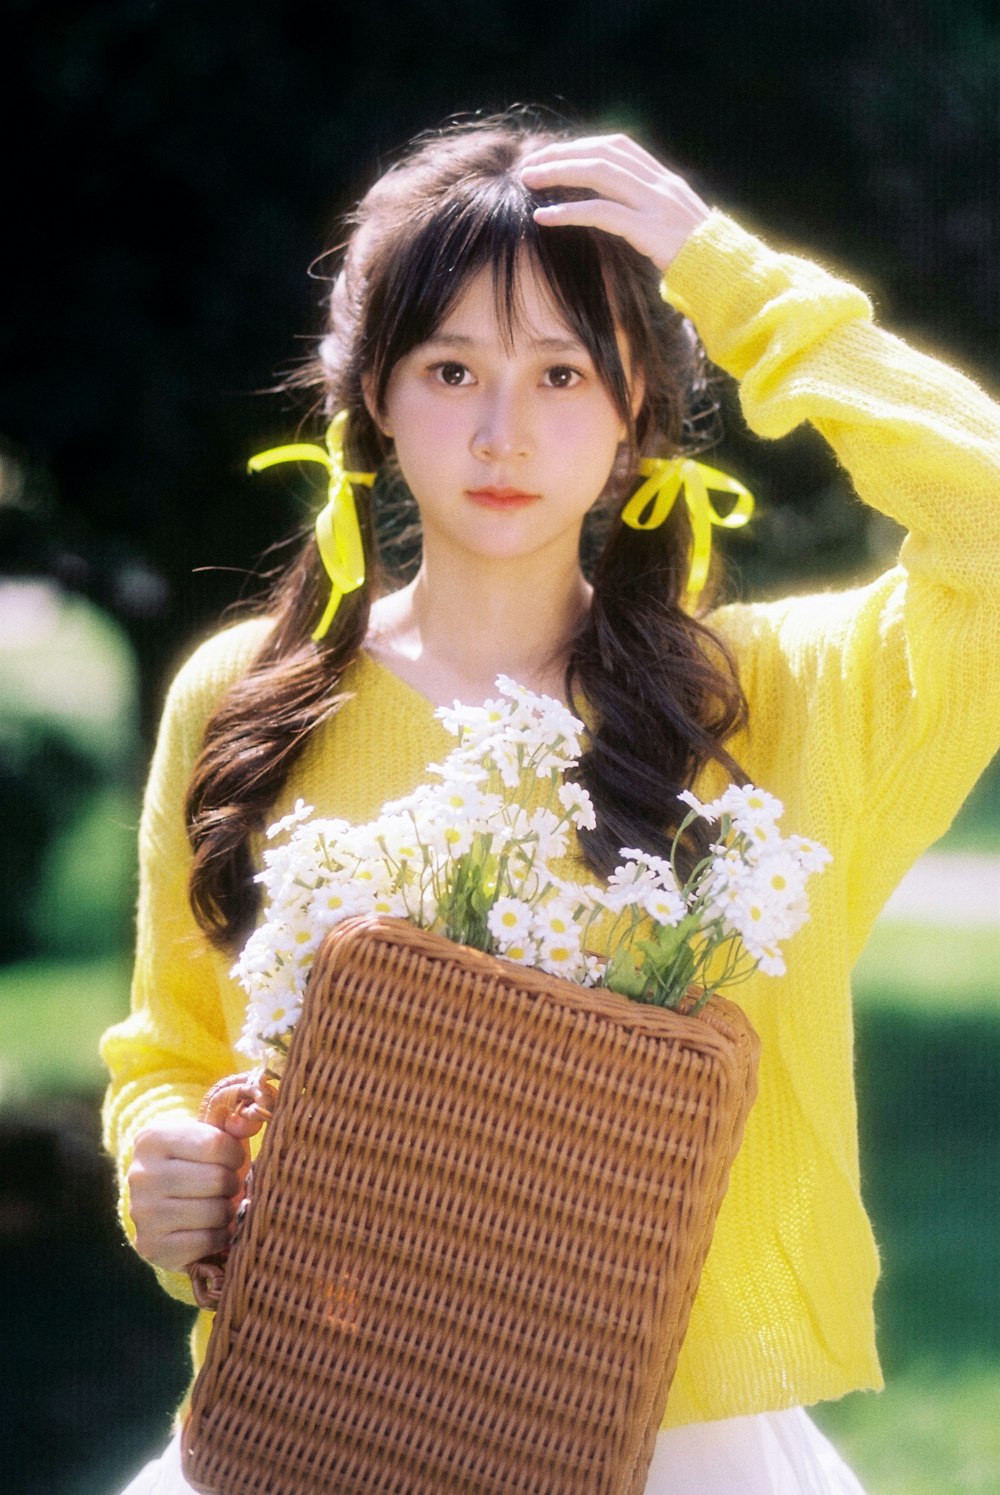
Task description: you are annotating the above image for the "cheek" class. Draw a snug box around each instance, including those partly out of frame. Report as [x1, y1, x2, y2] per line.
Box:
[388, 377, 457, 437]
[552, 402, 627, 463]
[549, 418, 624, 508]
[386, 403, 473, 508]
[391, 402, 465, 480]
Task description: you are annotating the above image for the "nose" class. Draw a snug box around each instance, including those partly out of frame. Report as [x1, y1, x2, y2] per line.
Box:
[471, 387, 532, 463]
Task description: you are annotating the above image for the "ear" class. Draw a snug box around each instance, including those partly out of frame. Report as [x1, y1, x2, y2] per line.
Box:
[629, 366, 647, 422]
[616, 366, 646, 443]
[361, 374, 392, 439]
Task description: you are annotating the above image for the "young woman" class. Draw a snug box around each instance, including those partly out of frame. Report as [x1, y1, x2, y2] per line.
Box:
[102, 115, 1000, 1492]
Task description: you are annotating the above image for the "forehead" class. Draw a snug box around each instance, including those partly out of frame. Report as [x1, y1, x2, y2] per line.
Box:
[428, 256, 583, 350]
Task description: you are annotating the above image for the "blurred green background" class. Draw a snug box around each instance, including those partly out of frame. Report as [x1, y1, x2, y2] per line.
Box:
[3, 2, 998, 1491]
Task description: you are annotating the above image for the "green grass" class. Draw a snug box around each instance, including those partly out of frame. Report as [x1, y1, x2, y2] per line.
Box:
[942, 754, 1000, 852]
[0, 953, 131, 1100]
[31, 783, 139, 958]
[813, 1365, 1000, 1495]
[852, 920, 1000, 1012]
[811, 918, 1000, 1494]
[0, 781, 138, 1099]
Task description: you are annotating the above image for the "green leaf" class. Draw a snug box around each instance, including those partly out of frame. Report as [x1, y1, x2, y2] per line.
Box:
[606, 946, 648, 998]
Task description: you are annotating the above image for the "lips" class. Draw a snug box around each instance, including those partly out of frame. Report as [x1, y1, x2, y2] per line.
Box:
[465, 487, 541, 510]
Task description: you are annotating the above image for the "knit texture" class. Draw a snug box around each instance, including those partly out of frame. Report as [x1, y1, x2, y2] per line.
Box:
[101, 213, 1000, 1429]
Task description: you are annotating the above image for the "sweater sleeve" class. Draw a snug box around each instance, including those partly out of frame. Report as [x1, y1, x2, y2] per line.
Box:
[664, 214, 1000, 931]
[99, 618, 271, 1305]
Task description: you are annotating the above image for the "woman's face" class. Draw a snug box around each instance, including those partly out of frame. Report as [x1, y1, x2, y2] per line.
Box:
[373, 258, 642, 577]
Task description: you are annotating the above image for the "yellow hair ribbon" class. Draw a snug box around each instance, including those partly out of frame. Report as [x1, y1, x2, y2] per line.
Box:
[247, 411, 376, 641]
[621, 457, 755, 602]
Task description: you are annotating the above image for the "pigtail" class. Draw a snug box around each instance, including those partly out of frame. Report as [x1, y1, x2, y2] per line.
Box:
[185, 425, 377, 949]
[565, 247, 748, 880]
[568, 495, 748, 881]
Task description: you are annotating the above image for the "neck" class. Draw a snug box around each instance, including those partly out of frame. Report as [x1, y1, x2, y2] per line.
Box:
[367, 550, 591, 706]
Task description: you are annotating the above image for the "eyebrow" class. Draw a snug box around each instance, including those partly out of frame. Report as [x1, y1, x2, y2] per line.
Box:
[422, 332, 587, 355]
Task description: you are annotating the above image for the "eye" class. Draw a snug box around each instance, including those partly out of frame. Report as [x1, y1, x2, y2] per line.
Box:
[543, 364, 583, 389]
[431, 361, 472, 387]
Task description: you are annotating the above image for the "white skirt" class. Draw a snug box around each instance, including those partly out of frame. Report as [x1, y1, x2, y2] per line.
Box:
[119, 1409, 867, 1494]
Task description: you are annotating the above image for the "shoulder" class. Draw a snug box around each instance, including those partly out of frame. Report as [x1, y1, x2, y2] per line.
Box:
[662, 212, 873, 365]
[139, 616, 277, 840]
[705, 571, 904, 682]
[162, 616, 274, 713]
[151, 615, 275, 770]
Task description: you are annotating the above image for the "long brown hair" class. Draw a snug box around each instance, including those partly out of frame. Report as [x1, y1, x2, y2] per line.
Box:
[187, 111, 748, 949]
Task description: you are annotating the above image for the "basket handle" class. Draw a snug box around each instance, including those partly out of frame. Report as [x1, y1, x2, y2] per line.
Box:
[185, 1069, 277, 1309]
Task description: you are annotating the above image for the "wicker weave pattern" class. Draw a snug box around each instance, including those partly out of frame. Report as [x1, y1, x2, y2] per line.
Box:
[182, 916, 759, 1494]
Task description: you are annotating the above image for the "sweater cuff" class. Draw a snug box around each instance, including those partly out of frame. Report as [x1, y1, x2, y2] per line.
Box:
[104, 1083, 208, 1307]
[661, 211, 761, 322]
[155, 1263, 199, 1307]
[660, 211, 873, 378]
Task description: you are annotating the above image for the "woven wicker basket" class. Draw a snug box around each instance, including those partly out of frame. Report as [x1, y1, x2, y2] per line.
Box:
[181, 915, 759, 1495]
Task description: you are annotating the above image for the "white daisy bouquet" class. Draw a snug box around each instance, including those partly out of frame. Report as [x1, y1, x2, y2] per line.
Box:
[233, 677, 830, 1073]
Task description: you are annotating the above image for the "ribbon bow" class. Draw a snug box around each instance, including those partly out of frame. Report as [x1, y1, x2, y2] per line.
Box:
[248, 411, 376, 641]
[621, 457, 755, 602]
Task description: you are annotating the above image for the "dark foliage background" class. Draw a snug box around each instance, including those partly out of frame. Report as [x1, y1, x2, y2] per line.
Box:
[2, 3, 999, 1491]
[6, 0, 1000, 734]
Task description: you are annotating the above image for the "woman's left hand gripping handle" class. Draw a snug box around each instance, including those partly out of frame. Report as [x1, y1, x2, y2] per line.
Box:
[185, 1072, 277, 1308]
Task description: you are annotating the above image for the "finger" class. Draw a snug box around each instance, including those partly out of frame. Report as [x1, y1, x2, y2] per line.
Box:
[132, 1205, 237, 1270]
[156, 1226, 235, 1273]
[130, 1180, 237, 1231]
[522, 151, 658, 191]
[129, 1157, 244, 1215]
[176, 1195, 237, 1232]
[532, 198, 691, 272]
[531, 198, 642, 242]
[142, 1193, 236, 1237]
[133, 1120, 246, 1171]
[521, 156, 651, 208]
[162, 1159, 244, 1200]
[221, 1109, 267, 1142]
[178, 1226, 233, 1265]
[168, 1124, 247, 1170]
[522, 133, 663, 179]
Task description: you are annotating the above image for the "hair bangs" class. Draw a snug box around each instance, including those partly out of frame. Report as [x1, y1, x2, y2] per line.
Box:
[529, 218, 634, 430]
[368, 177, 526, 408]
[367, 174, 632, 431]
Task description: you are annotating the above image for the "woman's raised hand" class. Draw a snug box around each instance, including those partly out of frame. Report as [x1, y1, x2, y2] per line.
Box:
[127, 1119, 249, 1275]
[520, 133, 710, 273]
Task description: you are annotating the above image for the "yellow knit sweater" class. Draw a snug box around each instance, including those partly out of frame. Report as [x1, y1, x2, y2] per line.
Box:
[100, 213, 1000, 1429]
